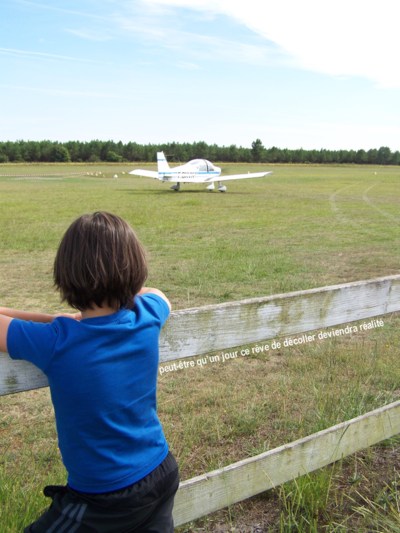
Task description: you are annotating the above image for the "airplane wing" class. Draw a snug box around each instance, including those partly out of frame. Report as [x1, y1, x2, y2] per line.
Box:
[129, 169, 159, 179]
[215, 171, 272, 182]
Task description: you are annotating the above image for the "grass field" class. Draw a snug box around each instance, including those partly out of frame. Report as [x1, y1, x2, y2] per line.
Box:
[0, 162, 399, 531]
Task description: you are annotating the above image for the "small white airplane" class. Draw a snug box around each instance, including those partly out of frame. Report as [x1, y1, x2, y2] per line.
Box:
[129, 152, 272, 192]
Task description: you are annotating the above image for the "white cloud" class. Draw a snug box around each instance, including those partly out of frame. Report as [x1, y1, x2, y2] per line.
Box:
[16, 0, 108, 21]
[0, 47, 99, 63]
[0, 83, 120, 99]
[65, 28, 112, 42]
[115, 1, 281, 68]
[162, 32, 277, 65]
[176, 61, 201, 70]
[141, 0, 400, 88]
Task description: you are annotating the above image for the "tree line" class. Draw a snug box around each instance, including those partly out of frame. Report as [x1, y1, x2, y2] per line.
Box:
[0, 139, 399, 165]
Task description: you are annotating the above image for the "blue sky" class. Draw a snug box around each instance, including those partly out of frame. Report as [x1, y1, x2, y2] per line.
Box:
[1, 0, 400, 150]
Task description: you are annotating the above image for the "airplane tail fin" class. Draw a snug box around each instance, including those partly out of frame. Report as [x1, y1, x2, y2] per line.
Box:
[157, 152, 170, 174]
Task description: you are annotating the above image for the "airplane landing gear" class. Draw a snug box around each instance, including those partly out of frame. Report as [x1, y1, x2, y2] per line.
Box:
[206, 183, 215, 192]
[218, 182, 227, 192]
[171, 183, 181, 191]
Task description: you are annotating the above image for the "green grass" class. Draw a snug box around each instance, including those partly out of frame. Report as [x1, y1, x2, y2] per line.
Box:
[278, 468, 335, 532]
[1, 162, 399, 311]
[350, 476, 400, 532]
[0, 162, 399, 531]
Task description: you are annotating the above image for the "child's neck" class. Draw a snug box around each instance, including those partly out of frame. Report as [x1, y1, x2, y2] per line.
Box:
[81, 303, 119, 320]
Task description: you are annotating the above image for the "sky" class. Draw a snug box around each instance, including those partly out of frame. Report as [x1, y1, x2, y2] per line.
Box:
[1, 0, 400, 151]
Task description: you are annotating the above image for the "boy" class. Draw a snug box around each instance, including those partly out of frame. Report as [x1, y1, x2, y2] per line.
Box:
[0, 211, 179, 532]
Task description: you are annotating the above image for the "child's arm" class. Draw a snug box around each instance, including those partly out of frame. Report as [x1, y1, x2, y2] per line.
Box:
[0, 314, 13, 353]
[0, 307, 56, 354]
[137, 287, 171, 311]
[0, 307, 55, 323]
[0, 307, 81, 322]
[0, 307, 81, 353]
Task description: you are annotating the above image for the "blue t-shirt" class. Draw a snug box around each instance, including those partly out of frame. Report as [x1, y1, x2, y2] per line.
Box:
[7, 293, 170, 493]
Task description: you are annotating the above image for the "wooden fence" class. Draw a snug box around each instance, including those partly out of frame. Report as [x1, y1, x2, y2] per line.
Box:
[1, 275, 400, 526]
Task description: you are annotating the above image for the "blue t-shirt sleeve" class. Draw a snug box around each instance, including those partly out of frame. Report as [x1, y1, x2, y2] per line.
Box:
[7, 319, 58, 372]
[135, 293, 170, 327]
[7, 295, 169, 371]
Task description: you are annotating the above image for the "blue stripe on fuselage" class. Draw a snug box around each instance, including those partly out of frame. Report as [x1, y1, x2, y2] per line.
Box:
[159, 172, 220, 178]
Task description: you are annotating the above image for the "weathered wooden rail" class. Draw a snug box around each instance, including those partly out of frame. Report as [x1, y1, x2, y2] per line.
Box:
[1, 275, 400, 526]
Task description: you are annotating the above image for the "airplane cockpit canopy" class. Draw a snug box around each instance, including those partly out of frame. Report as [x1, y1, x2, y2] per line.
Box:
[188, 159, 216, 172]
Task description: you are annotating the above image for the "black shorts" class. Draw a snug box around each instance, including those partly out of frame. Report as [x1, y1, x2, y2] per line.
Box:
[25, 452, 179, 533]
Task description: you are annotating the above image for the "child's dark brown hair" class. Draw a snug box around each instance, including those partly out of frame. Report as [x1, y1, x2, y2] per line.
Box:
[54, 212, 148, 310]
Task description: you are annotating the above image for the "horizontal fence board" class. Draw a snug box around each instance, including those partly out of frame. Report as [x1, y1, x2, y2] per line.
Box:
[161, 274, 400, 363]
[0, 357, 48, 395]
[173, 400, 400, 526]
[1, 275, 400, 395]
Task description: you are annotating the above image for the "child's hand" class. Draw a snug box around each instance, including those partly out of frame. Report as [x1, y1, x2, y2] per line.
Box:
[55, 312, 82, 321]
